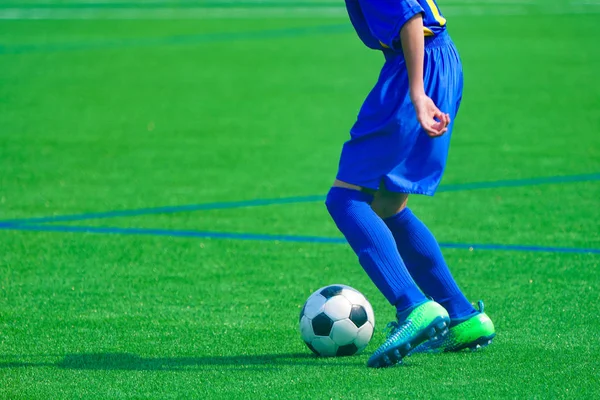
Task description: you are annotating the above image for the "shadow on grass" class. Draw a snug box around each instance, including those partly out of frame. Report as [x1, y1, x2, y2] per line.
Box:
[0, 352, 365, 371]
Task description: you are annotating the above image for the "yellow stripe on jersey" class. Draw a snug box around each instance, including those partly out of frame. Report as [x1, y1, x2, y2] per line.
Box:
[382, 2, 444, 47]
[425, 0, 447, 26]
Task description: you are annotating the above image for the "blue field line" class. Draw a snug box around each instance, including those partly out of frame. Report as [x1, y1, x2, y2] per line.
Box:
[0, 173, 598, 227]
[2, 224, 347, 244]
[0, 24, 350, 55]
[437, 173, 600, 192]
[436, 243, 600, 254]
[2, 223, 599, 254]
[0, 194, 326, 226]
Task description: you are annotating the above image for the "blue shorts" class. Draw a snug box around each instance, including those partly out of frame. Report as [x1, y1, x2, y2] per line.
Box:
[336, 31, 463, 196]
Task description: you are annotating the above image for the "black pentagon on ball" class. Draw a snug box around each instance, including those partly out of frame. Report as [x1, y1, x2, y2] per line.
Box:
[320, 285, 344, 299]
[312, 312, 334, 336]
[304, 341, 319, 355]
[336, 343, 359, 356]
[349, 304, 368, 328]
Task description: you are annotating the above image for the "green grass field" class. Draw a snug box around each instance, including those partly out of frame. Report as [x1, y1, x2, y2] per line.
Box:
[1, 1, 600, 398]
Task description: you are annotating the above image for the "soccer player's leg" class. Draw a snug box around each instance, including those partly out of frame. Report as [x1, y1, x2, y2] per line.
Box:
[325, 181, 450, 367]
[369, 31, 496, 353]
[372, 189, 495, 353]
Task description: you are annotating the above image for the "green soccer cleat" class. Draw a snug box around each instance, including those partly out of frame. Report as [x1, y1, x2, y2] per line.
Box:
[367, 300, 450, 368]
[412, 300, 496, 353]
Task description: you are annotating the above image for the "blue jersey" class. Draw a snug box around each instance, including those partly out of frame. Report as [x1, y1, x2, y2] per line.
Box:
[345, 0, 447, 51]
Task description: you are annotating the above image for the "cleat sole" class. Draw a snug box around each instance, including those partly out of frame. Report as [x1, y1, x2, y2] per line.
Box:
[453, 334, 496, 352]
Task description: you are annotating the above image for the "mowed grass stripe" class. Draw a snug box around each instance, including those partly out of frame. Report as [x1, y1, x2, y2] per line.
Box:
[0, 1, 343, 9]
[0, 0, 581, 8]
[1, 2, 599, 20]
[0, 24, 350, 54]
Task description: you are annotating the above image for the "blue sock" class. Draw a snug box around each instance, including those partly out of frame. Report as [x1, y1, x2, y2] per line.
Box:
[384, 208, 477, 321]
[325, 187, 426, 313]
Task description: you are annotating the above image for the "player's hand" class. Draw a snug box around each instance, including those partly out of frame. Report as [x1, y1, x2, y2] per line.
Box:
[411, 94, 450, 137]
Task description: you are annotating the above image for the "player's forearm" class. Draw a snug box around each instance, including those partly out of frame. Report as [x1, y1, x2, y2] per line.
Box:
[400, 14, 426, 101]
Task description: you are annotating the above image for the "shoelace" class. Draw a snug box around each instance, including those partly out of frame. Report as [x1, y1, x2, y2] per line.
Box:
[383, 321, 400, 337]
[477, 300, 484, 313]
[378, 320, 413, 352]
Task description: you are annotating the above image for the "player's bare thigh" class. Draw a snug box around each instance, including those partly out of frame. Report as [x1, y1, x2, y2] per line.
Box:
[332, 179, 363, 191]
[332, 179, 408, 219]
[372, 188, 408, 219]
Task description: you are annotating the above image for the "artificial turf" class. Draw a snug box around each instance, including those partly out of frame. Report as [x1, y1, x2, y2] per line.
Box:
[1, 1, 599, 399]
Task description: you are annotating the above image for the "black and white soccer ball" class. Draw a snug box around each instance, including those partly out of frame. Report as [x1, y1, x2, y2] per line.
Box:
[299, 284, 375, 357]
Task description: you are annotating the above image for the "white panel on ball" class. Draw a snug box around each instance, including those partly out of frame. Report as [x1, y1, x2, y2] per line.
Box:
[340, 288, 365, 305]
[355, 322, 374, 349]
[323, 295, 352, 321]
[299, 315, 315, 342]
[364, 304, 375, 327]
[311, 336, 338, 357]
[303, 294, 327, 319]
[330, 319, 359, 346]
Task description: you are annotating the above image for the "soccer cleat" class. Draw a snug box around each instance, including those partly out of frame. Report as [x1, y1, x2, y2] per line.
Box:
[412, 300, 496, 353]
[366, 300, 450, 368]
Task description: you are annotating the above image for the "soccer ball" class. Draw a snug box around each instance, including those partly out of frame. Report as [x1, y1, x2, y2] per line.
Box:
[299, 284, 375, 357]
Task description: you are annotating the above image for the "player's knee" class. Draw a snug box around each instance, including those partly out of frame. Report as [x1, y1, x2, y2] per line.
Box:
[326, 181, 363, 214]
[324, 188, 338, 216]
[325, 184, 370, 219]
[325, 187, 347, 219]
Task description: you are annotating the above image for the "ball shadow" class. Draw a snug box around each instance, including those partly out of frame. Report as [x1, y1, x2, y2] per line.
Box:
[1, 352, 365, 371]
